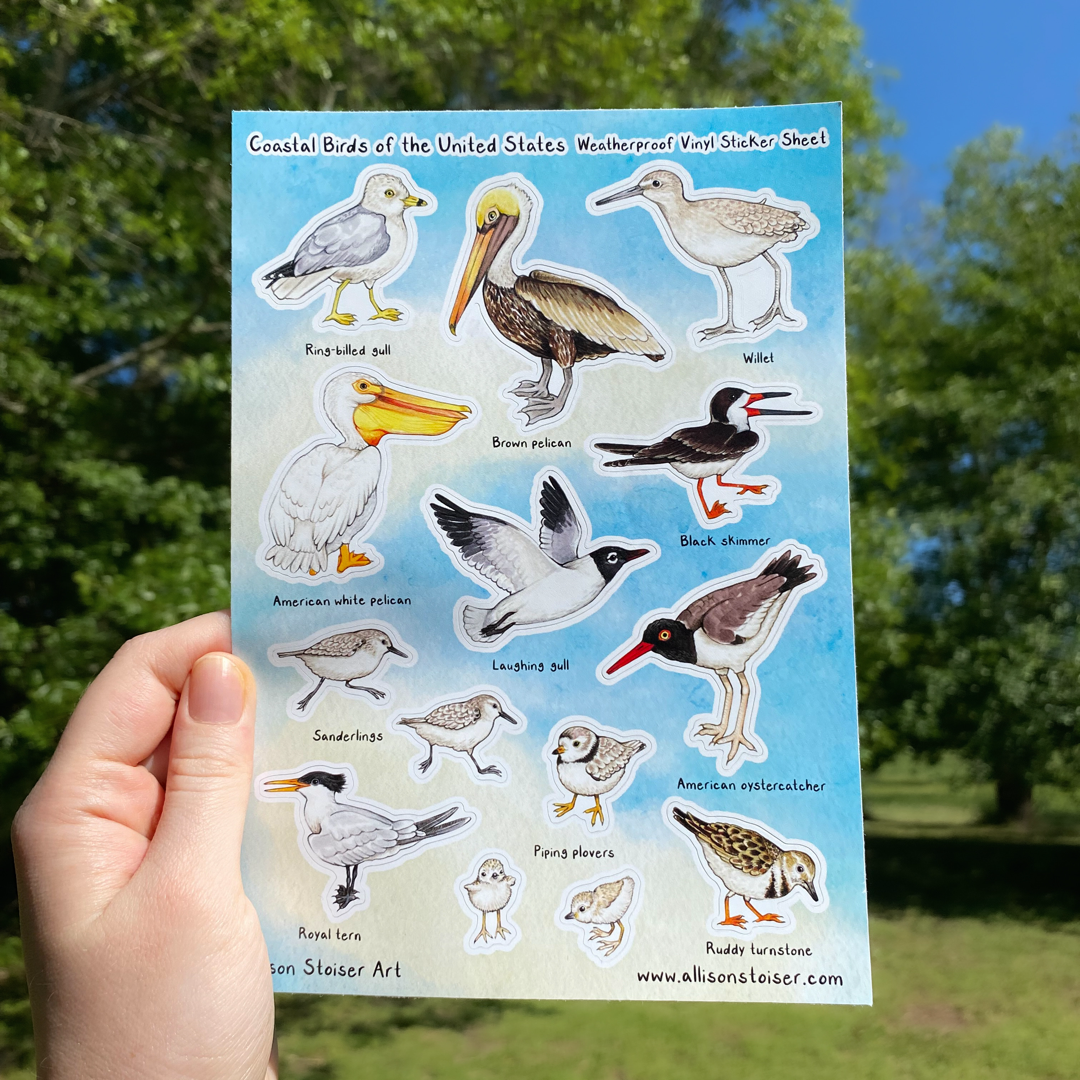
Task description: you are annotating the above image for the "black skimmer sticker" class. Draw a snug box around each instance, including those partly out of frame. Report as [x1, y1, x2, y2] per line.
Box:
[599, 543, 824, 774]
[444, 173, 669, 430]
[589, 161, 818, 350]
[257, 365, 475, 584]
[253, 164, 434, 331]
[390, 687, 526, 786]
[590, 380, 820, 528]
[543, 717, 654, 835]
[425, 468, 659, 651]
[270, 620, 415, 720]
[665, 799, 827, 939]
[258, 763, 476, 921]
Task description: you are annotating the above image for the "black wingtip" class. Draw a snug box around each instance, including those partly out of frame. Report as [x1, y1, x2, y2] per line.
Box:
[761, 550, 817, 593]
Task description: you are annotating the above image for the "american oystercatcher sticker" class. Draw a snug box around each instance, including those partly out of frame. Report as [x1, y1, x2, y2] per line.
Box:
[232, 102, 870, 1005]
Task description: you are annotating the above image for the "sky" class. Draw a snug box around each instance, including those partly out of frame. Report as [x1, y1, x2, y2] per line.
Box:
[853, 0, 1080, 235]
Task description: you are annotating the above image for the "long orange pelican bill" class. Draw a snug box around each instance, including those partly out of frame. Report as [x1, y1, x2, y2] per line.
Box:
[352, 379, 471, 445]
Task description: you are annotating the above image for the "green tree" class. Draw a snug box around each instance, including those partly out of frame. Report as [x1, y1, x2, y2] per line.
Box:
[849, 127, 1080, 820]
[0, 0, 889, 862]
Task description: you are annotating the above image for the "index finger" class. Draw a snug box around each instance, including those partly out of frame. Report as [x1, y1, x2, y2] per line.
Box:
[51, 611, 233, 771]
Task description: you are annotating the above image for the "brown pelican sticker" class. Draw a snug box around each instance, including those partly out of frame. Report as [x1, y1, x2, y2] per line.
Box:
[444, 173, 669, 431]
[589, 379, 820, 528]
[599, 543, 825, 775]
[589, 162, 818, 350]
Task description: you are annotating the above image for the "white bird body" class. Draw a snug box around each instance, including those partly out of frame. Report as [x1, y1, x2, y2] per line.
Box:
[430, 473, 650, 645]
[397, 694, 518, 777]
[267, 439, 381, 576]
[467, 555, 607, 639]
[556, 759, 620, 798]
[263, 369, 471, 580]
[594, 169, 810, 339]
[551, 725, 647, 826]
[276, 627, 409, 712]
[264, 770, 470, 912]
[564, 876, 636, 956]
[262, 171, 428, 323]
[463, 857, 517, 944]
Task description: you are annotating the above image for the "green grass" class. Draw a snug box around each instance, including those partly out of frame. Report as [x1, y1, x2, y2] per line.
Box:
[4, 758, 1080, 1078]
[863, 754, 1080, 843]
[272, 759, 1080, 1080]
[275, 915, 1080, 1080]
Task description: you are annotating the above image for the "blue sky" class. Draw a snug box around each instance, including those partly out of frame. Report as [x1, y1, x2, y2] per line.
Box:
[853, 0, 1080, 233]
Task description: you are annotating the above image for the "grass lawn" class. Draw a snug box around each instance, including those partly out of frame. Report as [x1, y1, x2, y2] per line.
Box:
[273, 758, 1080, 1080]
[2, 758, 1078, 1078]
[276, 915, 1080, 1079]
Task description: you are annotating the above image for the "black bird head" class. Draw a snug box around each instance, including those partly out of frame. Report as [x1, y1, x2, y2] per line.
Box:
[607, 618, 697, 673]
[264, 771, 348, 795]
[710, 387, 813, 423]
[588, 545, 650, 584]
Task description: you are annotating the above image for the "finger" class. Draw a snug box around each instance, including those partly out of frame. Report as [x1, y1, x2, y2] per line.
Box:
[144, 652, 256, 888]
[53, 612, 232, 772]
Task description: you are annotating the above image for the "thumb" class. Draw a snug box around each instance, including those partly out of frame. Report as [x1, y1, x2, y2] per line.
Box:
[147, 653, 257, 887]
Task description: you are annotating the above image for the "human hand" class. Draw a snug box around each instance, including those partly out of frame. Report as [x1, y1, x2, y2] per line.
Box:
[13, 612, 276, 1079]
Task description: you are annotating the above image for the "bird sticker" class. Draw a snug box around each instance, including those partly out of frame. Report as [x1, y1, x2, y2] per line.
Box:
[259, 764, 475, 921]
[590, 380, 820, 528]
[446, 174, 667, 429]
[589, 162, 818, 348]
[559, 871, 640, 964]
[426, 468, 658, 650]
[255, 164, 434, 329]
[259, 365, 474, 582]
[457, 852, 523, 954]
[271, 621, 413, 719]
[545, 718, 653, 832]
[667, 801, 826, 936]
[601, 544, 824, 774]
[393, 689, 525, 784]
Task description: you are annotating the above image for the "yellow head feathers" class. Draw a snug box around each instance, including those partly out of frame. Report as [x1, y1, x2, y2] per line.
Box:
[476, 188, 521, 228]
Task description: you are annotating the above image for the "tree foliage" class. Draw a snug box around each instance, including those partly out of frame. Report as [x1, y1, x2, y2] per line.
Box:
[0, 0, 886, 865]
[849, 128, 1080, 819]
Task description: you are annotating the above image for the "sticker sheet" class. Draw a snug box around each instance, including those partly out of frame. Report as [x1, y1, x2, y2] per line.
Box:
[231, 103, 871, 1004]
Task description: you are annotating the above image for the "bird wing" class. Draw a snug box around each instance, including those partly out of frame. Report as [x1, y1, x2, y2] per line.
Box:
[292, 633, 361, 658]
[516, 272, 663, 358]
[674, 810, 779, 875]
[678, 574, 786, 643]
[413, 700, 482, 731]
[586, 738, 645, 782]
[292, 204, 391, 277]
[604, 424, 758, 467]
[537, 475, 583, 565]
[308, 805, 406, 865]
[431, 494, 557, 593]
[593, 878, 631, 907]
[707, 199, 808, 240]
[268, 443, 381, 552]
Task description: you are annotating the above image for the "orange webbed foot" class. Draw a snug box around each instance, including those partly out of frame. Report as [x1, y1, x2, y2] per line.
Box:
[337, 545, 372, 572]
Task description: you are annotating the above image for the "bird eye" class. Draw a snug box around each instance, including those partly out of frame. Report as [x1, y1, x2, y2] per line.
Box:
[358, 382, 368, 390]
[651, 179, 661, 187]
[573, 741, 580, 747]
[659, 629, 672, 642]
[385, 189, 395, 198]
[797, 865, 805, 873]
[607, 552, 618, 563]
[487, 209, 498, 222]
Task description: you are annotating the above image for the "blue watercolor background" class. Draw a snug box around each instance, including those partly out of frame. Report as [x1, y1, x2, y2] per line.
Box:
[232, 103, 870, 1003]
